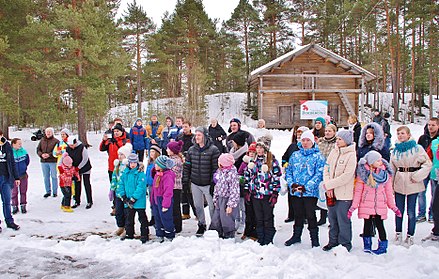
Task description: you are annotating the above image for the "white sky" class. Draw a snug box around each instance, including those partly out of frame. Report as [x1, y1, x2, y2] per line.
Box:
[118, 0, 240, 27]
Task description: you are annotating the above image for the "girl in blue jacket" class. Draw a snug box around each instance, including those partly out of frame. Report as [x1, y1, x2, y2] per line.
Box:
[118, 153, 149, 243]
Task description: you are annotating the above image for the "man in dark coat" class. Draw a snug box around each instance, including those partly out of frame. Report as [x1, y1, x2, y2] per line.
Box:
[226, 118, 255, 151]
[182, 126, 220, 236]
[208, 118, 227, 153]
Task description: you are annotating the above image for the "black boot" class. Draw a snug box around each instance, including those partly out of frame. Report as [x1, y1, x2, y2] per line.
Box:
[310, 227, 320, 247]
[285, 226, 303, 246]
[256, 227, 265, 245]
[317, 209, 327, 226]
[196, 224, 206, 237]
[263, 227, 276, 245]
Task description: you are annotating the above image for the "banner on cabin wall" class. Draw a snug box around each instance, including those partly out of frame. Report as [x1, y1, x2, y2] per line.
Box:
[300, 100, 328, 119]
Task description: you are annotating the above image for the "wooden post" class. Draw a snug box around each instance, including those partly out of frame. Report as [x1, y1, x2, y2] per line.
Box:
[259, 76, 263, 120]
[361, 76, 365, 122]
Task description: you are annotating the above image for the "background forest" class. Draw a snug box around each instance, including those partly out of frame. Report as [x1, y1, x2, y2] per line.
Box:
[0, 0, 438, 145]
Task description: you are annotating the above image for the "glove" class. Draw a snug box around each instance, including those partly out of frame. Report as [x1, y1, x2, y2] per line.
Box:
[347, 208, 355, 219]
[162, 207, 168, 212]
[269, 192, 278, 207]
[108, 190, 115, 202]
[244, 190, 251, 203]
[393, 208, 402, 218]
[126, 198, 136, 209]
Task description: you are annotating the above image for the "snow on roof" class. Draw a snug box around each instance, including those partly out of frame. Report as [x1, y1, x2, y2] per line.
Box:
[249, 44, 376, 83]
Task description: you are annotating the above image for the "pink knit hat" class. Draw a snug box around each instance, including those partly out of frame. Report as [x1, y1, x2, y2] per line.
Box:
[218, 153, 235, 167]
[62, 153, 73, 167]
[167, 140, 183, 154]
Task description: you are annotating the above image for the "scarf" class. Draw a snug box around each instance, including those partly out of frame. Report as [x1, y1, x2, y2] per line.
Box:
[367, 168, 389, 188]
[392, 139, 418, 160]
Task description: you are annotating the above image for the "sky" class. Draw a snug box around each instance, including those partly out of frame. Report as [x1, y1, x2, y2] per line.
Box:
[118, 0, 240, 27]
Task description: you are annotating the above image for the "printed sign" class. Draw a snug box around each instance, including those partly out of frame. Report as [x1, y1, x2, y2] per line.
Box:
[300, 100, 328, 119]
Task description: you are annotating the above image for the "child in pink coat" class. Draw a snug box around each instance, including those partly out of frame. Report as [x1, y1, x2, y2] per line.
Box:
[348, 151, 402, 254]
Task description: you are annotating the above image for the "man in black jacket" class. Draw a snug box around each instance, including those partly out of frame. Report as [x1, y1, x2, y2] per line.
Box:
[0, 130, 20, 231]
[183, 126, 220, 236]
[417, 118, 439, 223]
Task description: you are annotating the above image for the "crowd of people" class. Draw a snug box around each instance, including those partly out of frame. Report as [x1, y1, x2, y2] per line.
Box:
[0, 113, 439, 255]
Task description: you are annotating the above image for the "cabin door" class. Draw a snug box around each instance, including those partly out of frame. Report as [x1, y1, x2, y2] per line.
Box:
[278, 105, 292, 126]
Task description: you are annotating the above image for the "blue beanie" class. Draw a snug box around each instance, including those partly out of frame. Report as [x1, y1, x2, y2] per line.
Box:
[315, 117, 326, 128]
[155, 155, 175, 170]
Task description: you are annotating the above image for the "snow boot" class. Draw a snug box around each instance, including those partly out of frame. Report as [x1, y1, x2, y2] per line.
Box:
[62, 206, 73, 213]
[394, 232, 402, 245]
[114, 227, 125, 236]
[256, 227, 265, 245]
[322, 243, 338, 251]
[12, 206, 18, 215]
[263, 227, 276, 245]
[285, 226, 303, 246]
[309, 227, 320, 247]
[362, 236, 372, 253]
[317, 209, 327, 226]
[372, 240, 388, 255]
[20, 205, 27, 214]
[196, 224, 206, 237]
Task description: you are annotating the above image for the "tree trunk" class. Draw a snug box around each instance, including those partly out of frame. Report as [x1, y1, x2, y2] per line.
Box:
[136, 28, 142, 118]
[411, 12, 416, 123]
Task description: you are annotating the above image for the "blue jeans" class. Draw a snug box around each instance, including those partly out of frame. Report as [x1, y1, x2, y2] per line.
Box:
[0, 176, 14, 224]
[41, 163, 58, 195]
[395, 192, 417, 236]
[418, 178, 437, 219]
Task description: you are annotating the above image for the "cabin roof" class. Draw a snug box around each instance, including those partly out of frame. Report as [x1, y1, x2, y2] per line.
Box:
[249, 44, 376, 84]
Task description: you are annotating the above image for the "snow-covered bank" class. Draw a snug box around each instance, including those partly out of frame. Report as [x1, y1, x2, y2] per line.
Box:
[1, 126, 439, 278]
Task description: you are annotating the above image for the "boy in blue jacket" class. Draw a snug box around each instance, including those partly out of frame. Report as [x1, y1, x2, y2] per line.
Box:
[118, 153, 149, 243]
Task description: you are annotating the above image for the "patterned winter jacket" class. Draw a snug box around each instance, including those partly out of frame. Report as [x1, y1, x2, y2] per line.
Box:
[318, 136, 336, 159]
[169, 154, 183, 190]
[351, 159, 397, 219]
[150, 169, 176, 209]
[58, 164, 80, 187]
[285, 146, 326, 198]
[129, 125, 147, 151]
[52, 140, 68, 166]
[110, 163, 127, 196]
[118, 166, 147, 209]
[244, 155, 281, 199]
[213, 166, 240, 208]
[13, 147, 30, 178]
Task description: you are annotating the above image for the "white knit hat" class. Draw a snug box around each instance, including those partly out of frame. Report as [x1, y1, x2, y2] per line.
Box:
[117, 143, 133, 158]
[300, 130, 315, 144]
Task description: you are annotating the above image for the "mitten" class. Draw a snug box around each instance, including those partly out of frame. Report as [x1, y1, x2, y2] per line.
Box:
[243, 155, 251, 164]
[248, 161, 255, 169]
[347, 208, 355, 219]
[261, 164, 269, 173]
[162, 207, 168, 212]
[393, 207, 402, 218]
[269, 192, 278, 207]
[108, 190, 115, 201]
[113, 159, 120, 167]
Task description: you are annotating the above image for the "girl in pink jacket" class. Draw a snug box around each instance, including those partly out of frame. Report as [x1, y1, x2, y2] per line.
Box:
[348, 151, 401, 254]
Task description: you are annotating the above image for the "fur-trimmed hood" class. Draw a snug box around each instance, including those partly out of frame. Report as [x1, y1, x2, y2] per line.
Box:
[357, 157, 393, 184]
[358, 122, 385, 149]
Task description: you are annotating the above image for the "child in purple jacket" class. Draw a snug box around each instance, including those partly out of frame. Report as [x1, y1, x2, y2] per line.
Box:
[150, 155, 176, 242]
[210, 153, 240, 239]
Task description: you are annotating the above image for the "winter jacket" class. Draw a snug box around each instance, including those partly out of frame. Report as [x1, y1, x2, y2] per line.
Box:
[0, 141, 19, 183]
[37, 135, 59, 163]
[169, 154, 183, 190]
[66, 141, 92, 175]
[209, 124, 227, 153]
[285, 145, 326, 198]
[183, 136, 220, 187]
[161, 125, 179, 150]
[213, 166, 240, 208]
[52, 140, 68, 165]
[118, 166, 147, 209]
[357, 122, 390, 162]
[282, 142, 300, 167]
[129, 125, 147, 151]
[390, 139, 432, 195]
[229, 143, 248, 170]
[145, 162, 155, 187]
[145, 121, 164, 149]
[373, 114, 391, 138]
[349, 122, 362, 147]
[13, 147, 30, 178]
[110, 163, 127, 196]
[418, 130, 439, 151]
[318, 136, 337, 159]
[176, 132, 194, 156]
[244, 154, 282, 199]
[150, 169, 175, 209]
[226, 130, 255, 152]
[323, 144, 357, 200]
[99, 132, 130, 172]
[58, 164, 80, 187]
[351, 159, 397, 219]
[429, 138, 439, 180]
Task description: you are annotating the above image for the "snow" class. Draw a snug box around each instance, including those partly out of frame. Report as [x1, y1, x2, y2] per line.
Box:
[2, 96, 439, 278]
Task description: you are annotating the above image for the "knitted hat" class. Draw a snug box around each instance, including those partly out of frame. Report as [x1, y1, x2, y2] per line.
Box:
[256, 135, 272, 152]
[297, 126, 309, 133]
[315, 117, 326, 128]
[127, 153, 139, 164]
[336, 130, 354, 146]
[113, 123, 124, 133]
[218, 153, 235, 167]
[61, 128, 71, 136]
[155, 155, 175, 170]
[363, 151, 382, 165]
[300, 130, 315, 144]
[232, 131, 247, 147]
[118, 143, 133, 158]
[62, 153, 73, 167]
[150, 144, 162, 155]
[195, 126, 208, 135]
[167, 140, 183, 154]
[135, 118, 142, 123]
[66, 136, 77, 145]
[248, 142, 257, 153]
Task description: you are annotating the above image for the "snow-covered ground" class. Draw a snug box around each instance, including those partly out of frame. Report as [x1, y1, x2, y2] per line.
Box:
[1, 122, 439, 278]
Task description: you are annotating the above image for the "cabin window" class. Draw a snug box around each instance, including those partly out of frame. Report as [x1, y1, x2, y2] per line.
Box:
[302, 71, 317, 89]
